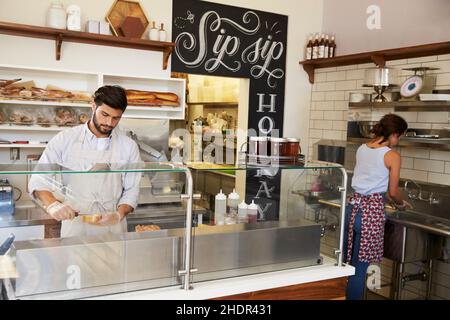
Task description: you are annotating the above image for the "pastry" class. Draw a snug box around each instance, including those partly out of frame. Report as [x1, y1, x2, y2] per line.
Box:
[55, 108, 76, 126]
[9, 111, 33, 125]
[0, 110, 6, 123]
[78, 113, 90, 124]
[135, 224, 161, 232]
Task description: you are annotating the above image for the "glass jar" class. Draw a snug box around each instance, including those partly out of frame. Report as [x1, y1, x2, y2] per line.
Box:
[46, 1, 66, 29]
[285, 138, 301, 157]
[270, 137, 288, 157]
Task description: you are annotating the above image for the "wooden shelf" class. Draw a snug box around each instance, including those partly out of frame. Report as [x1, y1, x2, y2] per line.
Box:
[300, 41, 450, 84]
[349, 100, 450, 112]
[187, 102, 238, 106]
[0, 21, 175, 70]
[0, 144, 47, 149]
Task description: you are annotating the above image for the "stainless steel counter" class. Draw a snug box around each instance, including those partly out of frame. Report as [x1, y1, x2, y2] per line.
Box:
[318, 198, 450, 237]
[0, 203, 208, 229]
[0, 204, 56, 228]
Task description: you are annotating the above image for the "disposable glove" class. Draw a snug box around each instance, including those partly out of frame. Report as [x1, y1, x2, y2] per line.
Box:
[46, 201, 77, 221]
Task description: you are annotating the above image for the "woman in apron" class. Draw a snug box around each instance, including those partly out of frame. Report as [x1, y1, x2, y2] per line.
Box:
[344, 114, 411, 300]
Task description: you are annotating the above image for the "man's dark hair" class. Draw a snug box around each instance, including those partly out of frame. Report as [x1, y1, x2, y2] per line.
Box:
[93, 85, 128, 112]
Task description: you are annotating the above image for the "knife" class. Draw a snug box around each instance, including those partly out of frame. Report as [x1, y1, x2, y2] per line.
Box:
[0, 234, 15, 256]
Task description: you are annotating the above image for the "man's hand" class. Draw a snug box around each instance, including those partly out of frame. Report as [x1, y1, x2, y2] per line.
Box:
[46, 201, 78, 221]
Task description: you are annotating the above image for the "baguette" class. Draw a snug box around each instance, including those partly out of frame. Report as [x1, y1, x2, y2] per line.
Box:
[125, 89, 179, 102]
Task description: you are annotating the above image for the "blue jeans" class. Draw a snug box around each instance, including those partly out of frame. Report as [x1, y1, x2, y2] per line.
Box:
[344, 204, 370, 300]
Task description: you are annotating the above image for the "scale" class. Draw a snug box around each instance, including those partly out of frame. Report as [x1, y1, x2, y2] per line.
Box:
[400, 67, 439, 100]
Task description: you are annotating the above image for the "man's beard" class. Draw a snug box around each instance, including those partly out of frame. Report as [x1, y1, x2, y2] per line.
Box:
[92, 112, 114, 135]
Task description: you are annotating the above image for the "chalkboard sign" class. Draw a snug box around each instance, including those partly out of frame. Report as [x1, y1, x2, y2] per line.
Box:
[172, 0, 288, 221]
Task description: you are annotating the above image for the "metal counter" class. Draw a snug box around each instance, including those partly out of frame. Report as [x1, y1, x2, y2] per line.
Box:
[5, 220, 322, 300]
[0, 203, 56, 228]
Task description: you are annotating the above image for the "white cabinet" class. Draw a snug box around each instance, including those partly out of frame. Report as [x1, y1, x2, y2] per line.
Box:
[0, 64, 186, 150]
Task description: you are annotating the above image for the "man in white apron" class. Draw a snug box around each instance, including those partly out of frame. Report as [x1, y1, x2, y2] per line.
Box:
[29, 86, 142, 237]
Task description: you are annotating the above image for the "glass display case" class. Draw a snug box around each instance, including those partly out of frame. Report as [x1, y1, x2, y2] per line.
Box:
[0, 161, 347, 299]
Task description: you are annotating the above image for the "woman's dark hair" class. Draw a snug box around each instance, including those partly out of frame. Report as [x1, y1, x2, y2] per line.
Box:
[372, 114, 408, 142]
[93, 85, 127, 112]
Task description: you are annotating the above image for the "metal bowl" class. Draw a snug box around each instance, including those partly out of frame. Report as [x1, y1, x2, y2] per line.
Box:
[358, 121, 378, 138]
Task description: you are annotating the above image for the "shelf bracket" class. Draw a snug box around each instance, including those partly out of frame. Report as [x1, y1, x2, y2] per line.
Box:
[370, 54, 386, 67]
[55, 34, 63, 61]
[302, 64, 315, 84]
[163, 47, 173, 70]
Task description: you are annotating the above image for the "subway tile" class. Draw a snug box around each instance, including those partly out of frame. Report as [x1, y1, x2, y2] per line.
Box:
[315, 72, 327, 83]
[407, 122, 432, 129]
[417, 112, 450, 123]
[323, 130, 343, 140]
[325, 91, 345, 101]
[395, 111, 418, 123]
[414, 159, 444, 173]
[446, 162, 450, 175]
[402, 157, 414, 169]
[335, 80, 357, 91]
[401, 148, 430, 159]
[357, 63, 376, 69]
[386, 59, 409, 66]
[313, 120, 333, 130]
[432, 123, 450, 130]
[400, 169, 428, 182]
[313, 101, 334, 110]
[438, 54, 450, 61]
[334, 101, 349, 111]
[324, 111, 344, 121]
[346, 69, 366, 80]
[311, 91, 325, 101]
[316, 67, 337, 73]
[313, 81, 336, 92]
[310, 110, 324, 120]
[326, 71, 346, 81]
[356, 79, 366, 88]
[332, 120, 347, 131]
[428, 172, 450, 186]
[430, 150, 450, 161]
[421, 60, 450, 73]
[436, 73, 450, 86]
[336, 65, 357, 71]
[309, 129, 323, 139]
[407, 56, 438, 64]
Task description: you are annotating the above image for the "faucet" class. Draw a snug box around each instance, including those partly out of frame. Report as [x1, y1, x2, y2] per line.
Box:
[404, 180, 440, 205]
[404, 180, 422, 200]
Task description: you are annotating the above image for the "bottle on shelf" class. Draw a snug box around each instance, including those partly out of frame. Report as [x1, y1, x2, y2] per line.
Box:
[238, 201, 248, 223]
[227, 189, 240, 218]
[324, 34, 330, 58]
[329, 35, 336, 58]
[305, 34, 313, 60]
[247, 200, 258, 223]
[318, 33, 325, 59]
[149, 21, 159, 41]
[46, 1, 66, 29]
[312, 33, 320, 60]
[158, 23, 167, 42]
[214, 189, 227, 226]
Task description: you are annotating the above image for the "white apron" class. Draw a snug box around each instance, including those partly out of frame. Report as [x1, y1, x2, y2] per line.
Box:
[60, 129, 127, 237]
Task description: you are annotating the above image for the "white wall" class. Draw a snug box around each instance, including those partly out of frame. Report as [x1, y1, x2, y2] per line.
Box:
[322, 0, 450, 55]
[0, 0, 324, 159]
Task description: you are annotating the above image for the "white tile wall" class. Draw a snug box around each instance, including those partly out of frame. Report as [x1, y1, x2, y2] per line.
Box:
[306, 54, 450, 300]
[307, 54, 450, 186]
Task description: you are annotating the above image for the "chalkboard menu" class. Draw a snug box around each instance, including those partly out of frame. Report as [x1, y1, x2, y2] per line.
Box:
[172, 0, 288, 221]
